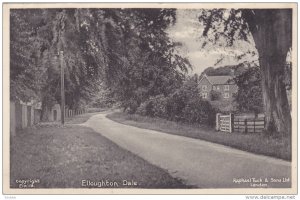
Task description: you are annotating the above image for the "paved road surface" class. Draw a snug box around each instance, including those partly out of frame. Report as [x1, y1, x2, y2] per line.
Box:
[83, 112, 291, 188]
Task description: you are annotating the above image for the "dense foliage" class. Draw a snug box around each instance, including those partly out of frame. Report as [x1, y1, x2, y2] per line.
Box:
[102, 9, 191, 113]
[210, 90, 222, 101]
[233, 66, 263, 116]
[10, 10, 45, 102]
[11, 9, 218, 126]
[136, 75, 216, 126]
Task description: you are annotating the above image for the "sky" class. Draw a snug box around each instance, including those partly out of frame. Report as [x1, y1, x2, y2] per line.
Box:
[167, 9, 258, 75]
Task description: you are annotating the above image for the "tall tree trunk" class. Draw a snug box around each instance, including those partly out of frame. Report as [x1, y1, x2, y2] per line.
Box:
[244, 9, 292, 136]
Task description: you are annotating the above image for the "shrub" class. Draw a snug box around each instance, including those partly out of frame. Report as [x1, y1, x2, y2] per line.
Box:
[136, 95, 167, 118]
[136, 76, 217, 127]
[210, 90, 222, 101]
[123, 99, 140, 114]
[136, 101, 148, 116]
[164, 91, 187, 121]
[182, 99, 216, 126]
[150, 95, 168, 118]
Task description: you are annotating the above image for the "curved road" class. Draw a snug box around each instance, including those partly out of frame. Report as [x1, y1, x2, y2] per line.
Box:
[83, 112, 291, 188]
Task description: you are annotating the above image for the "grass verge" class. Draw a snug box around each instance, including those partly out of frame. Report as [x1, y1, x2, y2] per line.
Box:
[107, 112, 291, 161]
[11, 113, 190, 188]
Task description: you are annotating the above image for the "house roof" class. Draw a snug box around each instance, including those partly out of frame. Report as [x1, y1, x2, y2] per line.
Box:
[206, 75, 233, 85]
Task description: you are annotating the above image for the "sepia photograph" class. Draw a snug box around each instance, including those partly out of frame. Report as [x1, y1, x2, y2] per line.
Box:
[2, 2, 297, 195]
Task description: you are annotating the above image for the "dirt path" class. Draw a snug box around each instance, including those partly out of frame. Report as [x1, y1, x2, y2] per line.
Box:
[83, 112, 291, 188]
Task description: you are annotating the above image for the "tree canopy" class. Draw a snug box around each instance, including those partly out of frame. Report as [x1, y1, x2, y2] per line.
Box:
[233, 65, 263, 115]
[201, 62, 248, 77]
[10, 8, 191, 118]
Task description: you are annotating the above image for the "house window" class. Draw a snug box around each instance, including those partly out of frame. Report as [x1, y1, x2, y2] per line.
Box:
[224, 85, 229, 91]
[224, 93, 229, 98]
[202, 93, 208, 99]
[216, 86, 220, 90]
[202, 85, 207, 91]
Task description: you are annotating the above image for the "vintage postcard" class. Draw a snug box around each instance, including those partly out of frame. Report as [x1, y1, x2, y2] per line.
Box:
[2, 2, 298, 195]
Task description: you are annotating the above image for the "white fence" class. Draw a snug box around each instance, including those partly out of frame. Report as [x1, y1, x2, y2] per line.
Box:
[233, 117, 265, 133]
[65, 108, 86, 118]
[216, 113, 234, 133]
[216, 113, 265, 133]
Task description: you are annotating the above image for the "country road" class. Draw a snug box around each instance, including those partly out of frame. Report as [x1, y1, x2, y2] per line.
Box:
[83, 112, 291, 188]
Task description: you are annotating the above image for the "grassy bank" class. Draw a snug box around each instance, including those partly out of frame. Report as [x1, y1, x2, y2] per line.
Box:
[11, 113, 190, 188]
[107, 112, 291, 161]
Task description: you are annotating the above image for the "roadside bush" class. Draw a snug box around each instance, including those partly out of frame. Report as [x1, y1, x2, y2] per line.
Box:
[123, 99, 140, 114]
[164, 91, 216, 126]
[135, 76, 217, 127]
[150, 95, 168, 118]
[164, 90, 187, 121]
[182, 99, 216, 126]
[136, 101, 148, 116]
[136, 95, 167, 118]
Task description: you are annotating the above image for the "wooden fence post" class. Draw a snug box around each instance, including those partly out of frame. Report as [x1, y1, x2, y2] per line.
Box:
[230, 113, 234, 133]
[216, 113, 221, 131]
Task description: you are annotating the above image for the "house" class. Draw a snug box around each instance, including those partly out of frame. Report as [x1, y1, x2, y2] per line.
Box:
[198, 74, 238, 100]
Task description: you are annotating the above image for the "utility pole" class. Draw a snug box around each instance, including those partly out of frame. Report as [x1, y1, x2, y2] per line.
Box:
[60, 50, 65, 125]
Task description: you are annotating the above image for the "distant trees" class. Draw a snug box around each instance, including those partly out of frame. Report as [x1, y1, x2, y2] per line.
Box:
[201, 63, 248, 77]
